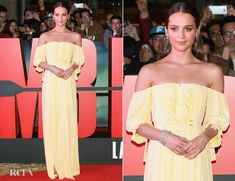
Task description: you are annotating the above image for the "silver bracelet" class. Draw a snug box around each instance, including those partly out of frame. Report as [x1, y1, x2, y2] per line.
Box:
[159, 130, 171, 146]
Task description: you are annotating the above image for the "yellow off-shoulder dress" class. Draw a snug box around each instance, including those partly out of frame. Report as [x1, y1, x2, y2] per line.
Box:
[126, 83, 229, 181]
[33, 42, 85, 180]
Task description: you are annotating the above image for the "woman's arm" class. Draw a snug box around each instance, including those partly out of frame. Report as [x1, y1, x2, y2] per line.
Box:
[137, 124, 189, 155]
[63, 63, 79, 80]
[38, 62, 65, 78]
[183, 126, 217, 159]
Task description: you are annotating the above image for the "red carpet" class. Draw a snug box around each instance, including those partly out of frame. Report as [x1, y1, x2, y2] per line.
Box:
[0, 164, 122, 181]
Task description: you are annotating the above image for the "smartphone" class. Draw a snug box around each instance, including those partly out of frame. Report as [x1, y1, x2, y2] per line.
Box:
[209, 5, 227, 15]
[74, 3, 83, 9]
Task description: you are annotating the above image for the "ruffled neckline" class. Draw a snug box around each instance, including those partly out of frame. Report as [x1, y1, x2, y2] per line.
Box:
[134, 83, 224, 95]
[37, 41, 81, 48]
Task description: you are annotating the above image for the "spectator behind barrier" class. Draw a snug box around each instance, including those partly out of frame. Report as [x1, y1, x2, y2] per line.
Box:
[22, 19, 41, 46]
[141, 25, 171, 62]
[204, 19, 230, 75]
[72, 10, 83, 32]
[221, 16, 235, 76]
[206, 19, 224, 56]
[41, 12, 55, 32]
[1, 19, 20, 38]
[103, 15, 122, 49]
[136, 0, 152, 45]
[0, 5, 7, 33]
[104, 13, 114, 29]
[79, 8, 104, 42]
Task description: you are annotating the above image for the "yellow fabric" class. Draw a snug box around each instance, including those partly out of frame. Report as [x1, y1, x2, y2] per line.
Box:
[126, 83, 229, 181]
[204, 88, 230, 161]
[33, 44, 46, 72]
[126, 88, 153, 144]
[33, 42, 85, 180]
[33, 42, 85, 76]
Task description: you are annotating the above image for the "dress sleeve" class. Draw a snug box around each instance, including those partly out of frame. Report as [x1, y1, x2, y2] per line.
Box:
[203, 88, 230, 161]
[72, 45, 85, 74]
[33, 45, 46, 72]
[126, 88, 153, 144]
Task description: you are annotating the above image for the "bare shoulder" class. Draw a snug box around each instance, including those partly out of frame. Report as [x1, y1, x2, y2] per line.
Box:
[135, 63, 159, 92]
[70, 31, 81, 39]
[201, 62, 224, 92]
[140, 62, 158, 73]
[71, 32, 82, 46]
[202, 62, 223, 79]
[38, 32, 49, 46]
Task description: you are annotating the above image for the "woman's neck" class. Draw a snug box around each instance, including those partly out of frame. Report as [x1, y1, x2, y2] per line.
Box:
[53, 26, 67, 33]
[168, 48, 195, 64]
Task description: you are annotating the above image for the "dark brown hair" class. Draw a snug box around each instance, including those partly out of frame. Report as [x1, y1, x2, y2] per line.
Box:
[167, 1, 200, 28]
[53, 1, 69, 13]
[167, 2, 204, 60]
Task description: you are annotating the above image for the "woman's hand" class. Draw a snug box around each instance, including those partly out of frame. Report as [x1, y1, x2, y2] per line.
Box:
[222, 42, 235, 60]
[49, 65, 65, 78]
[47, 65, 75, 79]
[182, 133, 209, 159]
[62, 67, 74, 80]
[124, 24, 140, 41]
[80, 24, 86, 31]
[165, 133, 189, 156]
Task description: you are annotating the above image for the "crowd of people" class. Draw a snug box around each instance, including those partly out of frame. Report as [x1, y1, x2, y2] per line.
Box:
[0, 0, 122, 50]
[124, 0, 235, 77]
[2, 0, 235, 77]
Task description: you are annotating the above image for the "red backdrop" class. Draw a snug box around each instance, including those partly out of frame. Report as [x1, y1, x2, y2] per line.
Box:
[0, 38, 122, 138]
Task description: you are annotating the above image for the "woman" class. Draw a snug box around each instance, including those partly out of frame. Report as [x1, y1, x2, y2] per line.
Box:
[1, 19, 20, 38]
[33, 1, 84, 180]
[126, 2, 229, 181]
